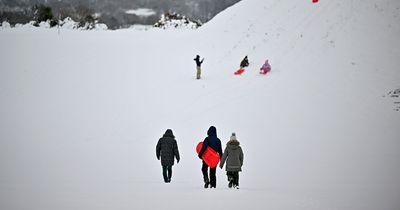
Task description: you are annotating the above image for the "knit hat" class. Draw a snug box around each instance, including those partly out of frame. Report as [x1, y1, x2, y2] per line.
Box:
[230, 132, 237, 141]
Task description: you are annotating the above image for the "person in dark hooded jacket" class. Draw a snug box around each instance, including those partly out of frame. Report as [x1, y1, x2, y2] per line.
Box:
[198, 126, 223, 188]
[194, 55, 204, 79]
[240, 56, 249, 68]
[156, 129, 180, 183]
[220, 132, 244, 189]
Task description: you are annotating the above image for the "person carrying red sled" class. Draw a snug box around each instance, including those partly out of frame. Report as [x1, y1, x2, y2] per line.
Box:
[260, 59, 271, 74]
[219, 132, 244, 189]
[198, 126, 223, 188]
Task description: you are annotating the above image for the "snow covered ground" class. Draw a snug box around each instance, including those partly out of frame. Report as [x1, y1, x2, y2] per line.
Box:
[1, 0, 400, 209]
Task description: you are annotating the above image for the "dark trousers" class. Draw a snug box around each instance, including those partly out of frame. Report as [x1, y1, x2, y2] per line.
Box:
[202, 161, 217, 187]
[227, 171, 239, 186]
[162, 165, 172, 183]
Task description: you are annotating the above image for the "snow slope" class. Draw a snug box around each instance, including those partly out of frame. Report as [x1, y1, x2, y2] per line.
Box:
[1, 0, 400, 210]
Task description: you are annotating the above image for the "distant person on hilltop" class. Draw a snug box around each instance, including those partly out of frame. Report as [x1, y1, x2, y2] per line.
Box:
[240, 56, 249, 69]
[156, 129, 180, 183]
[220, 132, 244, 189]
[194, 55, 204, 79]
[260, 59, 271, 74]
[198, 126, 223, 188]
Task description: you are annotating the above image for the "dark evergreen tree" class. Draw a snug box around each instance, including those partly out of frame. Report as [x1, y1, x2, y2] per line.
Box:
[32, 4, 54, 26]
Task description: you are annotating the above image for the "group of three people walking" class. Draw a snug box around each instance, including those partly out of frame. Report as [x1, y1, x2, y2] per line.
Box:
[156, 126, 244, 189]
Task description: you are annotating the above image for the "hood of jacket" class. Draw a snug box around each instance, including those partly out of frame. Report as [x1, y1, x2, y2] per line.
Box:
[163, 129, 175, 138]
[207, 126, 217, 137]
[227, 139, 240, 149]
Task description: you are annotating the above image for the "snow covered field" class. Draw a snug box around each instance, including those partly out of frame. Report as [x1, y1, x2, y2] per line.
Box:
[1, 0, 400, 209]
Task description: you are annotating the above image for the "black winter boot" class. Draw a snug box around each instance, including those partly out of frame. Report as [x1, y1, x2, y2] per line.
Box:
[204, 177, 210, 188]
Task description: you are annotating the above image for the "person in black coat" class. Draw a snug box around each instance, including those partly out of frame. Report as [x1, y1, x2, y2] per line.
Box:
[194, 55, 204, 79]
[156, 129, 180, 183]
[240, 56, 249, 68]
[198, 126, 223, 188]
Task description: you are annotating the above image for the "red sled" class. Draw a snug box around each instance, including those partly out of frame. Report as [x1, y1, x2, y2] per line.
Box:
[196, 142, 220, 168]
[260, 68, 270, 75]
[234, 68, 245, 75]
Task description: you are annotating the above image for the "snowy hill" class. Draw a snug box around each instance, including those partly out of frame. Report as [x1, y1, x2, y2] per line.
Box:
[1, 0, 400, 210]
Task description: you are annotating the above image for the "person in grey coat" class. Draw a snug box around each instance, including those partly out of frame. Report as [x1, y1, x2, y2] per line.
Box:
[219, 132, 244, 189]
[156, 129, 180, 183]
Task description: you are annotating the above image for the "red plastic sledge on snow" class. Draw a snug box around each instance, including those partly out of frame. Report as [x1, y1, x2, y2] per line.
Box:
[234, 68, 245, 75]
[196, 142, 220, 168]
